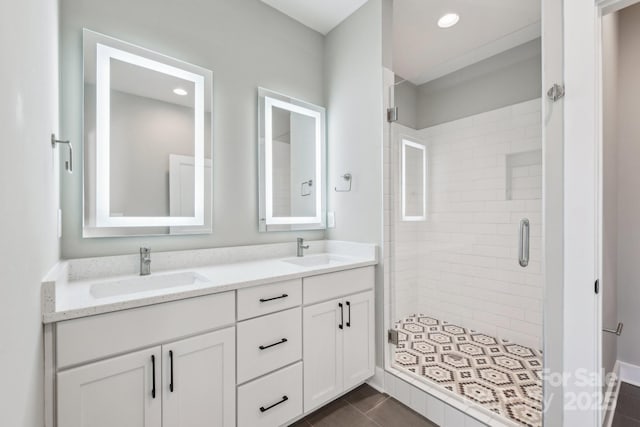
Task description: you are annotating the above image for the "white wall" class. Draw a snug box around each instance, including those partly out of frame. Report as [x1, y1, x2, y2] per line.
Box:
[616, 2, 640, 366]
[325, 0, 384, 245]
[391, 99, 543, 349]
[0, 1, 60, 426]
[324, 0, 385, 366]
[60, 0, 326, 258]
[602, 12, 619, 377]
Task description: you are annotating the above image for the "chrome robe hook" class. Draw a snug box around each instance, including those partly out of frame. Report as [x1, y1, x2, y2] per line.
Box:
[51, 134, 73, 173]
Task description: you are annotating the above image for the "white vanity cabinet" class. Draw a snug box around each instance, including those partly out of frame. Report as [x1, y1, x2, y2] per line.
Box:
[57, 328, 235, 427]
[302, 267, 375, 412]
[162, 328, 236, 427]
[54, 292, 236, 427]
[48, 263, 376, 427]
[57, 346, 162, 427]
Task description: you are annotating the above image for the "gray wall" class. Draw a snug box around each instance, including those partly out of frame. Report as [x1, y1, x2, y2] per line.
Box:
[394, 39, 542, 129]
[325, 0, 385, 365]
[0, 0, 60, 425]
[602, 12, 619, 377]
[393, 79, 418, 129]
[617, 3, 640, 365]
[61, 0, 326, 258]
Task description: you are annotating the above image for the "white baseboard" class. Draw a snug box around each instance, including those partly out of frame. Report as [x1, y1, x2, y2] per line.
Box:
[619, 361, 640, 388]
[366, 366, 386, 394]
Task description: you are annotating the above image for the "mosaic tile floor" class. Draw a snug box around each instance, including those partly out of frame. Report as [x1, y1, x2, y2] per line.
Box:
[394, 315, 543, 427]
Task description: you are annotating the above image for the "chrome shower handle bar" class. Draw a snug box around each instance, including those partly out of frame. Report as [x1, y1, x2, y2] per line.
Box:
[519, 218, 530, 268]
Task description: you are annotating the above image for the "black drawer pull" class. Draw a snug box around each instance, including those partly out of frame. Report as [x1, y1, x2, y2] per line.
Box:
[169, 350, 174, 392]
[338, 303, 344, 329]
[259, 338, 288, 350]
[346, 301, 351, 327]
[151, 355, 156, 399]
[259, 294, 288, 303]
[259, 395, 289, 413]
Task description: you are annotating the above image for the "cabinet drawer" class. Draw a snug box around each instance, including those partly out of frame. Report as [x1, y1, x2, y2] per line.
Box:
[57, 292, 235, 369]
[303, 267, 374, 305]
[237, 279, 301, 320]
[237, 362, 302, 427]
[237, 307, 301, 384]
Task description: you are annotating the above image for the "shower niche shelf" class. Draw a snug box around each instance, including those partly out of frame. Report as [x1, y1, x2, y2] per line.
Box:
[505, 149, 542, 201]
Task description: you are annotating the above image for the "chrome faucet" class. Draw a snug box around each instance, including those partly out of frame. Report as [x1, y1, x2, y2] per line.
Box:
[140, 247, 151, 276]
[296, 238, 309, 257]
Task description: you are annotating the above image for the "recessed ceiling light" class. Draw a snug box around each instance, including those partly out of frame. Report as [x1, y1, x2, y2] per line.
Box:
[173, 88, 188, 96]
[437, 13, 460, 29]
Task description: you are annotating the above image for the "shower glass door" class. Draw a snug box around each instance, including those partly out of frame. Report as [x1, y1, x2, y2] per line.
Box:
[386, 25, 544, 423]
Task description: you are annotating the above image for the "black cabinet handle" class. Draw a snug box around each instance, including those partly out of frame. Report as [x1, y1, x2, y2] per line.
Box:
[338, 303, 344, 329]
[259, 338, 288, 350]
[151, 355, 156, 399]
[346, 301, 351, 328]
[169, 350, 174, 392]
[259, 395, 288, 413]
[259, 294, 288, 303]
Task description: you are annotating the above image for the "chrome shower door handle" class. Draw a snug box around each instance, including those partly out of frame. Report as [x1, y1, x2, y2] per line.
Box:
[519, 218, 530, 268]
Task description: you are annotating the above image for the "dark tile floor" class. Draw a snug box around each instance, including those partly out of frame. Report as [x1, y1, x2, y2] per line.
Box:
[289, 384, 438, 427]
[613, 382, 640, 426]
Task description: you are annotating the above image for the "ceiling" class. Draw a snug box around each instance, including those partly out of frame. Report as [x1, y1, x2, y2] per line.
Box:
[260, 0, 368, 35]
[394, 0, 541, 85]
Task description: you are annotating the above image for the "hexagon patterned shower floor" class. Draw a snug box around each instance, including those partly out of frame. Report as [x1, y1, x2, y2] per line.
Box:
[394, 315, 542, 427]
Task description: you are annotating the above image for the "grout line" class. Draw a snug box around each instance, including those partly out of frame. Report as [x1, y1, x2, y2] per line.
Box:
[342, 395, 386, 426]
[364, 395, 391, 415]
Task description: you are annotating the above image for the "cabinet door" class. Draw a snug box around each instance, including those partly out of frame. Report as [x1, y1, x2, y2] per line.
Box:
[343, 291, 375, 390]
[303, 298, 344, 412]
[162, 327, 235, 427]
[57, 346, 161, 427]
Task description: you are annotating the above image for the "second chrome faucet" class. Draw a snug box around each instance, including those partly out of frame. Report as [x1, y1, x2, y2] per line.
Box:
[296, 238, 309, 257]
[140, 247, 151, 275]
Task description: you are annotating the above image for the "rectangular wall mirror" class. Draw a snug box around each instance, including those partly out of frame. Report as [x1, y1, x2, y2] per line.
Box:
[83, 29, 213, 237]
[401, 138, 427, 221]
[258, 88, 326, 232]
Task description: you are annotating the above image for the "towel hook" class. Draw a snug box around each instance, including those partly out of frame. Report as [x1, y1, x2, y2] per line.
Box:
[335, 173, 352, 192]
[301, 179, 313, 196]
[51, 134, 73, 173]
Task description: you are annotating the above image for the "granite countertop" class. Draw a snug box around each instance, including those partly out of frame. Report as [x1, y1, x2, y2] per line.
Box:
[42, 240, 378, 324]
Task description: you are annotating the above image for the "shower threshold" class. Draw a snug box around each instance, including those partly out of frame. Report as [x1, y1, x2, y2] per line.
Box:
[393, 315, 542, 427]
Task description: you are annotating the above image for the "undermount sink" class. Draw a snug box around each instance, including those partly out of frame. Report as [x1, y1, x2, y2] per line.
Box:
[282, 254, 349, 267]
[89, 271, 210, 299]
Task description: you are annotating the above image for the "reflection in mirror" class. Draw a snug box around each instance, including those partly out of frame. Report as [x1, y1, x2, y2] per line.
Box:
[83, 30, 213, 237]
[258, 88, 326, 232]
[401, 138, 427, 221]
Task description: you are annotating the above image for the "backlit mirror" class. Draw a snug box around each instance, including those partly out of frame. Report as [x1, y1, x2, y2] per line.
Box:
[83, 29, 213, 237]
[401, 138, 427, 221]
[258, 88, 326, 232]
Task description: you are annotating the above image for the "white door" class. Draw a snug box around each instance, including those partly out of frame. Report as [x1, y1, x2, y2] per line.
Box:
[343, 291, 375, 390]
[57, 346, 161, 427]
[303, 298, 344, 412]
[162, 327, 235, 427]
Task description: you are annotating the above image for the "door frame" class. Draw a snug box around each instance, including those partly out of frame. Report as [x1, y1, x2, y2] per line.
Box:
[561, 0, 601, 425]
[562, 0, 640, 426]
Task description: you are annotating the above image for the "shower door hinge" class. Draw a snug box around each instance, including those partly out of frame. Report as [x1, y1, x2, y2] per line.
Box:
[387, 329, 399, 346]
[387, 107, 398, 123]
[547, 84, 565, 102]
